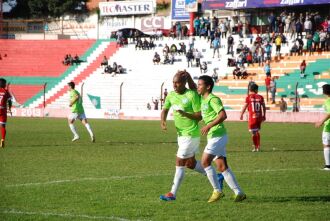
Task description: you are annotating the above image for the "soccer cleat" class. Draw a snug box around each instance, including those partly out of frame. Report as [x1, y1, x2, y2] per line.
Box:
[208, 190, 225, 203]
[217, 173, 224, 190]
[0, 139, 4, 148]
[234, 193, 247, 202]
[91, 136, 95, 143]
[323, 165, 330, 171]
[72, 136, 79, 142]
[252, 148, 257, 152]
[160, 192, 176, 201]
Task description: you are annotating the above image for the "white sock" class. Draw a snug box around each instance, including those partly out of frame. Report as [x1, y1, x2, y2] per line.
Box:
[170, 166, 185, 196]
[222, 168, 242, 195]
[69, 124, 79, 138]
[205, 166, 221, 192]
[85, 123, 94, 137]
[324, 148, 330, 166]
[194, 160, 206, 175]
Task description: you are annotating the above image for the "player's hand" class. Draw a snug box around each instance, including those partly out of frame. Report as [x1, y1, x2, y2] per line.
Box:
[8, 109, 12, 116]
[239, 115, 243, 120]
[161, 121, 167, 131]
[262, 116, 266, 122]
[201, 125, 210, 136]
[69, 103, 72, 107]
[315, 122, 323, 128]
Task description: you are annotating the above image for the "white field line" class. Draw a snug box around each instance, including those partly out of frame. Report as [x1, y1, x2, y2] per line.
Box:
[1, 209, 147, 221]
[4, 168, 318, 188]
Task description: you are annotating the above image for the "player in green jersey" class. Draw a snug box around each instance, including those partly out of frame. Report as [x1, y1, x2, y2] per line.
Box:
[315, 84, 330, 170]
[67, 82, 95, 142]
[160, 71, 217, 201]
[198, 75, 246, 202]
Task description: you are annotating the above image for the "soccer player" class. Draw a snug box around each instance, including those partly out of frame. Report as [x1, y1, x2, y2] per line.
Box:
[240, 83, 266, 152]
[198, 75, 246, 202]
[67, 82, 95, 142]
[315, 84, 330, 170]
[0, 78, 12, 148]
[159, 71, 218, 201]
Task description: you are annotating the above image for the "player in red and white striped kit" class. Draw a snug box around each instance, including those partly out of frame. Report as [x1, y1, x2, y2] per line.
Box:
[0, 78, 12, 148]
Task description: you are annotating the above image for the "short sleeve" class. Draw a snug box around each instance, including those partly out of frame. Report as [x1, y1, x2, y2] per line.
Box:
[163, 94, 171, 110]
[210, 97, 224, 114]
[245, 96, 249, 104]
[191, 91, 201, 112]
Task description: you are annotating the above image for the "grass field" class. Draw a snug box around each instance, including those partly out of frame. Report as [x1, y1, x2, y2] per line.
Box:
[0, 118, 329, 221]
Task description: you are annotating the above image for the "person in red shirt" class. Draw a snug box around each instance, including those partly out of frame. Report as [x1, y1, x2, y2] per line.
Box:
[240, 83, 266, 152]
[0, 78, 12, 148]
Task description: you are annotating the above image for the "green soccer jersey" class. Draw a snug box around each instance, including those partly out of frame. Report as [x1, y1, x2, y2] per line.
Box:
[70, 89, 84, 114]
[323, 98, 330, 132]
[163, 89, 201, 137]
[201, 93, 227, 138]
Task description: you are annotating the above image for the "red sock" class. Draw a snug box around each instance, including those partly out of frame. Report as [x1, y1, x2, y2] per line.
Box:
[256, 132, 260, 149]
[252, 134, 258, 148]
[1, 126, 5, 140]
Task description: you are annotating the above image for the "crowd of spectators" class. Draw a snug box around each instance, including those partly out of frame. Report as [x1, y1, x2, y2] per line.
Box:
[62, 54, 83, 65]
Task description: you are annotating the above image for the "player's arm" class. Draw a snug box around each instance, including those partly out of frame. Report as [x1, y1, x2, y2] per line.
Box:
[69, 94, 79, 107]
[315, 113, 330, 128]
[201, 109, 227, 136]
[161, 108, 169, 131]
[176, 110, 202, 121]
[240, 103, 248, 120]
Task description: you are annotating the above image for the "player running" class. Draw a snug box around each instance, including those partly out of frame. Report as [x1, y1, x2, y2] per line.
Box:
[240, 83, 266, 152]
[0, 78, 12, 148]
[159, 71, 222, 201]
[67, 82, 95, 142]
[198, 75, 246, 202]
[315, 84, 330, 170]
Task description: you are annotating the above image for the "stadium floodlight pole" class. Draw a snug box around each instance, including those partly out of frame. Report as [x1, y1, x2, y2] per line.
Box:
[160, 82, 164, 109]
[120, 82, 124, 110]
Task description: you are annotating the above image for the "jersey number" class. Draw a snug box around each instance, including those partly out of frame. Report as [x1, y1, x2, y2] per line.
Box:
[252, 101, 261, 112]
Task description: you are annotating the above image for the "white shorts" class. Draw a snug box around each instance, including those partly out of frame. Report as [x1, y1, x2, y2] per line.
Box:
[177, 136, 200, 159]
[68, 113, 86, 121]
[322, 132, 330, 146]
[204, 135, 228, 158]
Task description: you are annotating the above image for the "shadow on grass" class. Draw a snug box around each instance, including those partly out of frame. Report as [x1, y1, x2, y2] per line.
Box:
[255, 195, 330, 203]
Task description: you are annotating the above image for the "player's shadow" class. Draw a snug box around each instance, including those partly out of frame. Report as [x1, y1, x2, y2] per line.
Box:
[258, 195, 330, 203]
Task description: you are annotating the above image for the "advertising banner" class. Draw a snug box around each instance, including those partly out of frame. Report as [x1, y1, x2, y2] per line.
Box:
[185, 0, 198, 12]
[171, 0, 190, 21]
[99, 1, 155, 16]
[202, 0, 330, 10]
[141, 17, 165, 31]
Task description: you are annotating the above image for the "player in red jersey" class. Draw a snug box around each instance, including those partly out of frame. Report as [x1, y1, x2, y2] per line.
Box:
[0, 78, 12, 148]
[240, 83, 266, 152]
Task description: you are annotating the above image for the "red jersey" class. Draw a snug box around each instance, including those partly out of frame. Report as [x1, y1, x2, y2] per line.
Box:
[245, 93, 265, 121]
[0, 88, 11, 116]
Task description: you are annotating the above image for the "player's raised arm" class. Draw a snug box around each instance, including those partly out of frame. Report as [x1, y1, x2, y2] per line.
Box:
[184, 71, 197, 91]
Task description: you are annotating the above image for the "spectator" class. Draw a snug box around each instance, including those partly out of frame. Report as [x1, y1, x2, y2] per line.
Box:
[147, 103, 151, 110]
[256, 46, 264, 67]
[295, 20, 303, 39]
[275, 35, 282, 56]
[297, 37, 304, 55]
[306, 34, 313, 55]
[104, 65, 112, 74]
[170, 44, 177, 54]
[279, 97, 287, 112]
[163, 44, 170, 55]
[189, 36, 195, 50]
[313, 31, 320, 52]
[270, 77, 277, 104]
[264, 60, 271, 77]
[304, 19, 312, 35]
[220, 21, 228, 39]
[265, 75, 271, 99]
[186, 49, 194, 67]
[200, 61, 208, 74]
[153, 52, 161, 65]
[194, 49, 202, 67]
[72, 54, 82, 65]
[320, 30, 327, 51]
[178, 43, 186, 55]
[246, 52, 253, 66]
[152, 98, 159, 110]
[176, 21, 182, 39]
[227, 35, 234, 55]
[268, 12, 276, 33]
[101, 55, 108, 66]
[290, 42, 299, 56]
[194, 17, 201, 36]
[265, 42, 272, 61]
[212, 69, 218, 82]
[163, 53, 171, 65]
[233, 66, 242, 79]
[240, 66, 248, 79]
[163, 88, 168, 101]
[300, 60, 306, 78]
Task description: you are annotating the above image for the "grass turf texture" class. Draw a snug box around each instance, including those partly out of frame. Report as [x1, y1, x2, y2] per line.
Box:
[0, 118, 329, 221]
